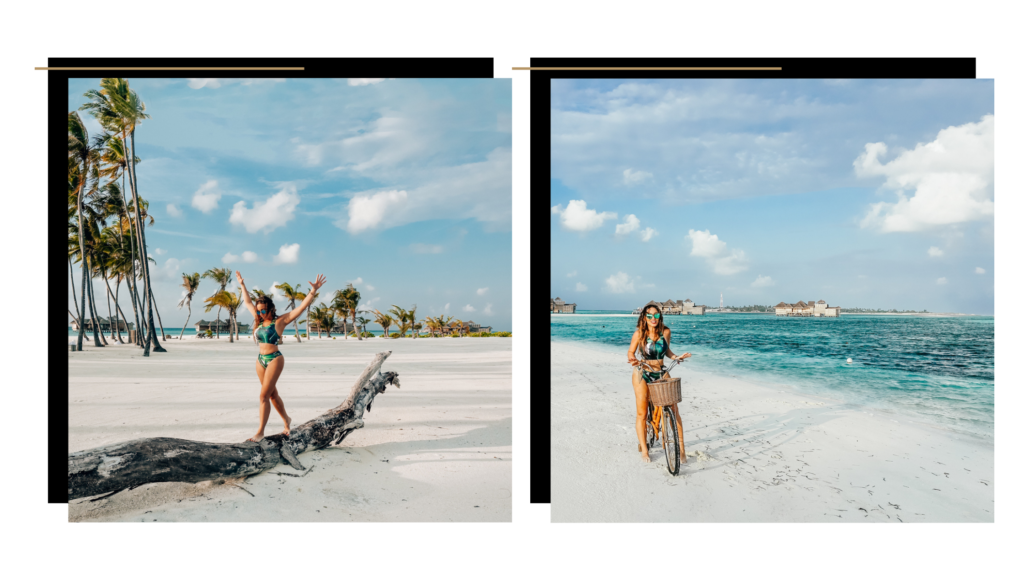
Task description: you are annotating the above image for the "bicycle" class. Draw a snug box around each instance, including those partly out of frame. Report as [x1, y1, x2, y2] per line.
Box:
[635, 356, 685, 475]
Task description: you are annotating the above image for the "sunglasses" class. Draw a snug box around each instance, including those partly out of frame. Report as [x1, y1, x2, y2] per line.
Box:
[257, 309, 269, 315]
[645, 313, 661, 319]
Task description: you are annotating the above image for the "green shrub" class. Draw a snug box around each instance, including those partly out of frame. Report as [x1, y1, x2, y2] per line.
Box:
[361, 332, 375, 338]
[390, 333, 400, 339]
[204, 329, 213, 337]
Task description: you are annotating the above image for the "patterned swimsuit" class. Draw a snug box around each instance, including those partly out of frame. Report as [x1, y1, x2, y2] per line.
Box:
[639, 332, 667, 383]
[255, 322, 283, 368]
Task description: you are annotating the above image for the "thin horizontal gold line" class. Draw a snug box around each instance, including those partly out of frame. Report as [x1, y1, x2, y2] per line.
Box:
[513, 67, 782, 71]
[36, 67, 305, 71]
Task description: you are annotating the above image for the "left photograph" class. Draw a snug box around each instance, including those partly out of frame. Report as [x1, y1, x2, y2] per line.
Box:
[66, 76, 512, 521]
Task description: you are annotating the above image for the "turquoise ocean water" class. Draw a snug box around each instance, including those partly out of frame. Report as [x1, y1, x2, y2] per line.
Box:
[552, 312, 994, 440]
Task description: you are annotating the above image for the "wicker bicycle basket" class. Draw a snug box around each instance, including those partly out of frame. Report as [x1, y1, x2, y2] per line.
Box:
[648, 376, 682, 406]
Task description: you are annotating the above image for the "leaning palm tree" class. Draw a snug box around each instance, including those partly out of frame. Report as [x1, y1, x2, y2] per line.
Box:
[203, 290, 240, 343]
[201, 267, 231, 338]
[390, 305, 410, 338]
[80, 78, 164, 355]
[407, 305, 418, 339]
[177, 273, 201, 340]
[338, 284, 362, 341]
[357, 316, 371, 338]
[372, 310, 394, 337]
[68, 112, 102, 350]
[303, 290, 318, 340]
[277, 282, 305, 342]
[332, 291, 352, 339]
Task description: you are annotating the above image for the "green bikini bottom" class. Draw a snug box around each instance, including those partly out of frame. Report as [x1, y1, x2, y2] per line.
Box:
[258, 351, 283, 369]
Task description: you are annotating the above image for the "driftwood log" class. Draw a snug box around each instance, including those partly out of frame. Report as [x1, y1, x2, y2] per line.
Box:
[68, 351, 399, 501]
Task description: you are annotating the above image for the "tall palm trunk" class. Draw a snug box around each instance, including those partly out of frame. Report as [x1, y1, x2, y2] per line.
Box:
[69, 257, 82, 333]
[112, 277, 128, 343]
[152, 297, 167, 341]
[124, 127, 164, 354]
[179, 299, 192, 340]
[352, 310, 361, 341]
[86, 262, 105, 345]
[118, 185, 144, 347]
[75, 186, 92, 350]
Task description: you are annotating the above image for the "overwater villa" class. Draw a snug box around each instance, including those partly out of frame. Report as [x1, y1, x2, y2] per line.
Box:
[632, 299, 707, 315]
[774, 299, 841, 317]
[443, 320, 492, 335]
[70, 316, 133, 331]
[551, 297, 576, 314]
[194, 319, 250, 333]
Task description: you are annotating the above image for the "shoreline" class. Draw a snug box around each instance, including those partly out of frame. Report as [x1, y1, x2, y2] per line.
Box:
[68, 337, 511, 522]
[551, 339, 993, 522]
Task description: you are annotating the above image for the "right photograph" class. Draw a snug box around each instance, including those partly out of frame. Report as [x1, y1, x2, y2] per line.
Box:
[549, 78, 994, 522]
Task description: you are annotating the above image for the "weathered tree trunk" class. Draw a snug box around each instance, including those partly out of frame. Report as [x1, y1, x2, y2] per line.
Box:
[68, 352, 399, 501]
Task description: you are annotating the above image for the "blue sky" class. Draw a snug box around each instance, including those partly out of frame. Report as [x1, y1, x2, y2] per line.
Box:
[69, 77, 511, 331]
[551, 79, 994, 314]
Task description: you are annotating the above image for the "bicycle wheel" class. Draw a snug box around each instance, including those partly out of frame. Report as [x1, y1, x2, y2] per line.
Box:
[645, 402, 656, 450]
[661, 405, 680, 475]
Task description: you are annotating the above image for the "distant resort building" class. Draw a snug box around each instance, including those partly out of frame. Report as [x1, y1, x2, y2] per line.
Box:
[632, 299, 708, 315]
[551, 297, 576, 314]
[447, 320, 492, 334]
[774, 299, 841, 317]
[194, 319, 250, 333]
[70, 316, 133, 331]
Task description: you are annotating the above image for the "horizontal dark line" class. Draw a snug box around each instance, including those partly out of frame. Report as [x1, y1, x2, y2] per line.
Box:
[36, 67, 305, 71]
[513, 67, 783, 71]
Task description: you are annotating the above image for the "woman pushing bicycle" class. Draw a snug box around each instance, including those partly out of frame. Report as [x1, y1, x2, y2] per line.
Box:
[627, 303, 691, 464]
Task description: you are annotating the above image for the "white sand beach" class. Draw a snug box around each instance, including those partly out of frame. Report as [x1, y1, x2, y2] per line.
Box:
[68, 336, 511, 522]
[551, 340, 993, 522]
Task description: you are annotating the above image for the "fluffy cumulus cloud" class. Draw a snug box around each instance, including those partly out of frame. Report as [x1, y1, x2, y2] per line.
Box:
[552, 199, 617, 232]
[242, 251, 258, 263]
[154, 248, 166, 256]
[975, 267, 985, 274]
[411, 243, 443, 254]
[477, 287, 489, 296]
[639, 228, 658, 242]
[928, 246, 944, 257]
[167, 203, 183, 217]
[605, 272, 636, 294]
[576, 282, 588, 292]
[937, 277, 948, 285]
[348, 78, 386, 86]
[187, 78, 285, 89]
[222, 252, 239, 264]
[273, 243, 300, 264]
[858, 115, 994, 233]
[751, 275, 775, 288]
[463, 304, 476, 312]
[623, 168, 653, 186]
[483, 304, 494, 316]
[687, 229, 750, 275]
[346, 190, 408, 233]
[615, 214, 641, 237]
[191, 180, 222, 213]
[229, 184, 301, 234]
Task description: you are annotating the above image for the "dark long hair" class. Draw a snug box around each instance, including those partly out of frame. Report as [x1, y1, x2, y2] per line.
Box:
[252, 295, 279, 341]
[636, 303, 666, 343]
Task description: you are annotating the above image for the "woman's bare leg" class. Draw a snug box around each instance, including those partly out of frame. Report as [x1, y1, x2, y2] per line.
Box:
[269, 389, 292, 436]
[632, 370, 651, 463]
[248, 356, 285, 442]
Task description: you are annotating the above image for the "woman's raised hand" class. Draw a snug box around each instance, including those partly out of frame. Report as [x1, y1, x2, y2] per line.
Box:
[674, 352, 692, 361]
[235, 270, 245, 285]
[308, 274, 326, 293]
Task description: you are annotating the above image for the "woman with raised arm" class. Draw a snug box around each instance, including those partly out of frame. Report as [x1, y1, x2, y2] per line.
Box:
[627, 303, 691, 463]
[236, 270, 326, 442]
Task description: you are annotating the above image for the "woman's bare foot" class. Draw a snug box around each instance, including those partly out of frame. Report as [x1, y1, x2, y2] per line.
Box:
[247, 433, 264, 443]
[282, 416, 292, 436]
[639, 443, 651, 463]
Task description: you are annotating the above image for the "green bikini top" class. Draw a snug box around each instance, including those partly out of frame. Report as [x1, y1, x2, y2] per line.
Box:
[255, 322, 280, 344]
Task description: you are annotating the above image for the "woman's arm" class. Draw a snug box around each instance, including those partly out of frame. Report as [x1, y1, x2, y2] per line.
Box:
[236, 271, 257, 318]
[627, 329, 642, 366]
[277, 274, 326, 325]
[664, 328, 692, 361]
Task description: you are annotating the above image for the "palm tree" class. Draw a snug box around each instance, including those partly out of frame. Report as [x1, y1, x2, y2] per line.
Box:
[277, 282, 305, 342]
[177, 273, 201, 340]
[68, 112, 102, 350]
[203, 290, 241, 343]
[372, 310, 394, 337]
[304, 290, 318, 340]
[80, 78, 165, 355]
[407, 305, 418, 339]
[202, 267, 231, 338]
[390, 305, 410, 338]
[357, 316, 371, 337]
[339, 284, 362, 341]
[332, 291, 352, 339]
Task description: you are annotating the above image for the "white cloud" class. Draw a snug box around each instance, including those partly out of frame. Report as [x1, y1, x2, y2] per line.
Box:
[477, 287, 489, 296]
[269, 282, 284, 301]
[187, 78, 285, 89]
[551, 199, 617, 232]
[167, 204, 182, 217]
[229, 184, 300, 234]
[928, 246, 944, 257]
[154, 248, 166, 256]
[616, 214, 641, 237]
[348, 78, 386, 86]
[623, 168, 653, 186]
[365, 284, 375, 291]
[463, 304, 476, 312]
[687, 229, 750, 275]
[605, 272, 636, 294]
[223, 251, 258, 264]
[858, 115, 994, 232]
[273, 243, 300, 264]
[566, 271, 577, 278]
[242, 251, 258, 263]
[975, 267, 985, 274]
[576, 282, 588, 292]
[152, 257, 183, 281]
[222, 252, 239, 264]
[346, 190, 408, 233]
[350, 277, 364, 286]
[443, 303, 451, 313]
[191, 180, 222, 213]
[411, 243, 443, 254]
[937, 277, 948, 285]
[639, 227, 658, 242]
[751, 275, 775, 288]
[483, 304, 494, 316]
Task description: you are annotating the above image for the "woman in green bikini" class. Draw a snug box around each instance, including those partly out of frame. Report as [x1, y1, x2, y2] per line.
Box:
[236, 270, 326, 443]
[627, 303, 691, 463]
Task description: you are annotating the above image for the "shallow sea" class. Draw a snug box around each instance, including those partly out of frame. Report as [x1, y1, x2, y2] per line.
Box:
[551, 312, 994, 440]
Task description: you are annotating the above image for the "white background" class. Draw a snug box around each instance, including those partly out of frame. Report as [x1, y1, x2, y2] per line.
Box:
[3, 1, 1019, 573]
